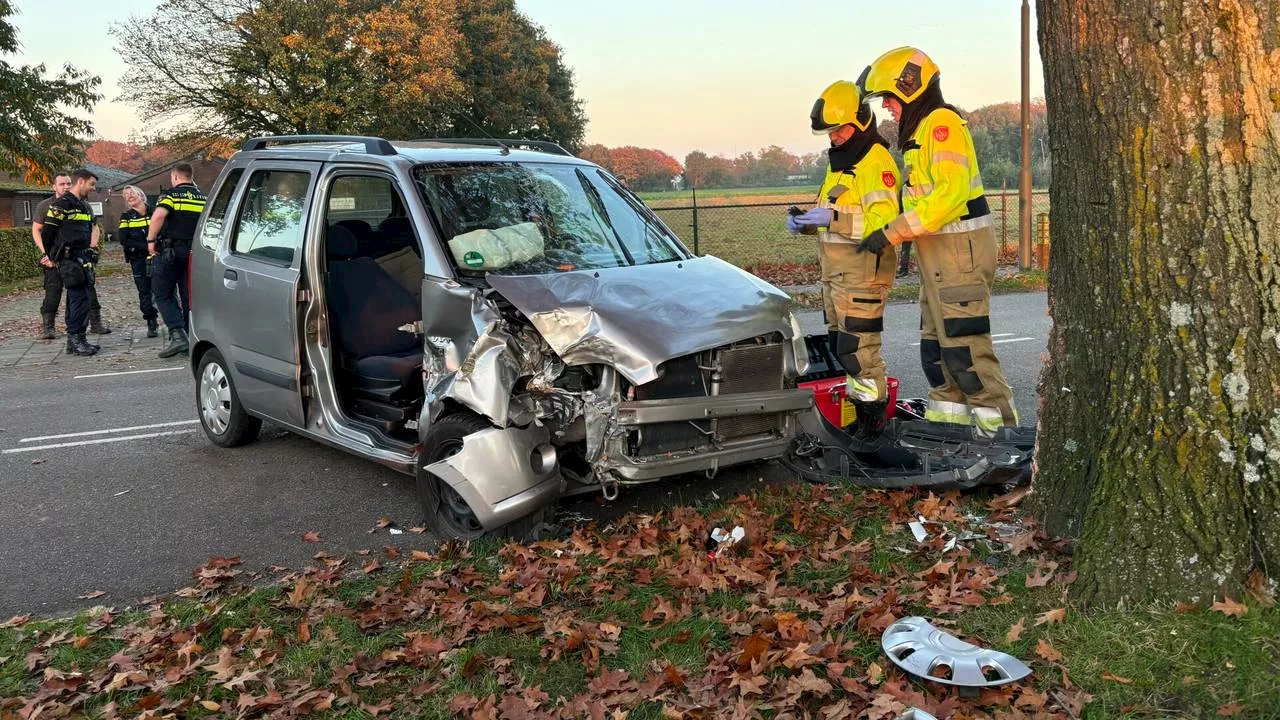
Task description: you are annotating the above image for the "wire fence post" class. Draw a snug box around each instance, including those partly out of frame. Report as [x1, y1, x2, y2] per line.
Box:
[690, 181, 700, 256]
[1000, 181, 1008, 255]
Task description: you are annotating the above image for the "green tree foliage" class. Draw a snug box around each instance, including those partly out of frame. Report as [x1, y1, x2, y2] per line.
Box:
[112, 0, 585, 150]
[0, 1, 100, 181]
[968, 101, 1050, 188]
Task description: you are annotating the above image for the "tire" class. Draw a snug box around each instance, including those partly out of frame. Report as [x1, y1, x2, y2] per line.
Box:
[196, 348, 262, 448]
[418, 412, 551, 542]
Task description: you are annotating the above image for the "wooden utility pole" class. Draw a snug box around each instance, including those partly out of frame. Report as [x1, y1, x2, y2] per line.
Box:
[1019, 0, 1033, 269]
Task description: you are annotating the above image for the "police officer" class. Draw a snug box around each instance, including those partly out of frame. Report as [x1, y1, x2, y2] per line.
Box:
[857, 47, 1018, 435]
[30, 175, 111, 339]
[118, 185, 159, 338]
[146, 163, 206, 358]
[39, 168, 100, 356]
[787, 81, 901, 443]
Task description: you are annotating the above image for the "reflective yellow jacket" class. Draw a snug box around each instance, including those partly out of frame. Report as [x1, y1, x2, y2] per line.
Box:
[889, 107, 991, 241]
[815, 142, 901, 244]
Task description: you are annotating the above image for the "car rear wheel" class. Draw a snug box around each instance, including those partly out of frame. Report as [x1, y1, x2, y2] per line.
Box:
[418, 412, 549, 542]
[197, 349, 262, 447]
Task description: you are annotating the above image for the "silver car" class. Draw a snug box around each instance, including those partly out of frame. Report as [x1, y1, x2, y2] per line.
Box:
[188, 135, 813, 539]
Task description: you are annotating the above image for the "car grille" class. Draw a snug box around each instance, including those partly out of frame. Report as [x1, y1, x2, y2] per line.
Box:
[718, 342, 784, 394]
[715, 413, 785, 441]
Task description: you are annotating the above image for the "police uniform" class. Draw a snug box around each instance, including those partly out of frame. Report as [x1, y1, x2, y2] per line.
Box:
[40, 192, 98, 355]
[34, 195, 106, 337]
[118, 206, 158, 335]
[859, 47, 1017, 434]
[152, 182, 206, 345]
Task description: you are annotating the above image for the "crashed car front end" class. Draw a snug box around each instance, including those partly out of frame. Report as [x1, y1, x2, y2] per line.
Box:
[418, 257, 813, 529]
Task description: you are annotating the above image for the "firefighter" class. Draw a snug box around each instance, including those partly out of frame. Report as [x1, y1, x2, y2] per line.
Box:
[787, 80, 901, 442]
[146, 163, 206, 358]
[857, 47, 1017, 434]
[118, 185, 159, 338]
[39, 168, 100, 356]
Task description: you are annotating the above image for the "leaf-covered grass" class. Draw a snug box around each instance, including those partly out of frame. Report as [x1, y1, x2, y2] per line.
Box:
[2, 484, 1275, 719]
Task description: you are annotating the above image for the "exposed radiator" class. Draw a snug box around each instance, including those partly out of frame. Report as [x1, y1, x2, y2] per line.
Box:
[718, 342, 785, 395]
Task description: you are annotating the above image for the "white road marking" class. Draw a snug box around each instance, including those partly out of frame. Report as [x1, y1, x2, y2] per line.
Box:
[74, 367, 184, 380]
[19, 420, 199, 443]
[993, 337, 1037, 345]
[912, 333, 1019, 346]
[2, 430, 196, 455]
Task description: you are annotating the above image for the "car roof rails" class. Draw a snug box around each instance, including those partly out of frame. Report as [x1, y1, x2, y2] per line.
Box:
[424, 137, 573, 157]
[240, 135, 398, 156]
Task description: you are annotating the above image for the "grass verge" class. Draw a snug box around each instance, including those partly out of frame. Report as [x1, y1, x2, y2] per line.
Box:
[2, 484, 1274, 719]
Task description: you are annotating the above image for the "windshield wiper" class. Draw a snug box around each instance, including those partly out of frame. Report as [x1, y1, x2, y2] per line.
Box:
[574, 168, 635, 266]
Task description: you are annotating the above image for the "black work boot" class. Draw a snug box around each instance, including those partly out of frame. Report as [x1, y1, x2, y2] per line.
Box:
[847, 399, 889, 452]
[66, 333, 99, 356]
[146, 317, 159, 338]
[89, 310, 112, 335]
[39, 313, 56, 340]
[159, 328, 189, 358]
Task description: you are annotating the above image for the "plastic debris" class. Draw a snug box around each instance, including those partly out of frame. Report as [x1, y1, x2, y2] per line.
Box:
[882, 616, 1032, 687]
[907, 516, 930, 543]
[388, 528, 404, 535]
[896, 710, 939, 720]
[707, 526, 746, 559]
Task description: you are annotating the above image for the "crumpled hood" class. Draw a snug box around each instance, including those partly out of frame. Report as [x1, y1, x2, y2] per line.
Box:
[486, 256, 799, 385]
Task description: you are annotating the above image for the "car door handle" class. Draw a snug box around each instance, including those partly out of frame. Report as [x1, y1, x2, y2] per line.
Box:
[224, 269, 238, 280]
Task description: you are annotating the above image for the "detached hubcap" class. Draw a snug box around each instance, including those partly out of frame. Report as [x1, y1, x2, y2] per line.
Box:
[200, 362, 232, 435]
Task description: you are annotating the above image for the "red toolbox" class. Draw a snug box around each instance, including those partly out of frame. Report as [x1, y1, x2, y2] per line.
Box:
[800, 376, 899, 428]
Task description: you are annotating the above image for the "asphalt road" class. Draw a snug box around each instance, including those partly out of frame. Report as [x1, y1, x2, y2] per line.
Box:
[0, 292, 1048, 617]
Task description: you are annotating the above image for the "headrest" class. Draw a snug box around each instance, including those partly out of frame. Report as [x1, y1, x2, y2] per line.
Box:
[327, 225, 358, 260]
[379, 216, 413, 239]
[334, 219, 373, 243]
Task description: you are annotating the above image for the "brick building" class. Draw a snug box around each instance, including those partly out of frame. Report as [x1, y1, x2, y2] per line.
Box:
[0, 176, 49, 228]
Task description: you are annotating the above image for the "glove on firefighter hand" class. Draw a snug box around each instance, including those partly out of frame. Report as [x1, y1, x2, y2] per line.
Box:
[785, 213, 805, 235]
[856, 229, 889, 255]
[792, 207, 834, 230]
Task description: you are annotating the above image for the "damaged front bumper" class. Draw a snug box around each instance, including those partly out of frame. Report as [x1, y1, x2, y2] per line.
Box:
[421, 424, 562, 531]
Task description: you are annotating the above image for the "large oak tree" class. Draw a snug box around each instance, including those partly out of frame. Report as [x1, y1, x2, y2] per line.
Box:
[1032, 0, 1280, 604]
[113, 0, 586, 150]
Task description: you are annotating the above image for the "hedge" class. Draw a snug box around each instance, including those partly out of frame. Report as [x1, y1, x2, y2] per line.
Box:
[0, 227, 43, 283]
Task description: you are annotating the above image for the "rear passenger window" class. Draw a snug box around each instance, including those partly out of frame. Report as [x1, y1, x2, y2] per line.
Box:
[231, 170, 311, 265]
[200, 168, 244, 251]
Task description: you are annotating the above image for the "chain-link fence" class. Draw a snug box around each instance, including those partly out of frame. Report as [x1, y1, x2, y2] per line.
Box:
[646, 189, 1049, 273]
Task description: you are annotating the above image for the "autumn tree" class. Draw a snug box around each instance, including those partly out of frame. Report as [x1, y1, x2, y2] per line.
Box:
[85, 140, 144, 174]
[0, 0, 99, 181]
[112, 0, 585, 149]
[578, 145, 681, 191]
[1031, 0, 1280, 604]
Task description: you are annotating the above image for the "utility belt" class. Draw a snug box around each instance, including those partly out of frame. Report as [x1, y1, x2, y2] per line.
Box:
[155, 237, 192, 263]
[54, 246, 95, 289]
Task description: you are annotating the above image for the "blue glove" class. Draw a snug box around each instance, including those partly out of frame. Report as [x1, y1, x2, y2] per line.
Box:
[786, 214, 805, 235]
[794, 207, 834, 228]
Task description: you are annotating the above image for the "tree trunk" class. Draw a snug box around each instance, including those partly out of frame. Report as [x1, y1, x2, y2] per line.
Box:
[1031, 0, 1280, 605]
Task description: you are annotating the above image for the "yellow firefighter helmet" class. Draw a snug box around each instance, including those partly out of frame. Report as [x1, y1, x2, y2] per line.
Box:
[810, 81, 872, 135]
[857, 47, 940, 104]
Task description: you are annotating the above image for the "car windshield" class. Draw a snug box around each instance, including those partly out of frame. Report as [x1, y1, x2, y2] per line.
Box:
[414, 162, 688, 275]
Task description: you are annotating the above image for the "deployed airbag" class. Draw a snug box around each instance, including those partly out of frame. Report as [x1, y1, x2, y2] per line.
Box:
[449, 223, 544, 271]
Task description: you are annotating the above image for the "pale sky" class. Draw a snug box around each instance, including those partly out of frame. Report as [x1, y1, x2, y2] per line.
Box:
[9, 0, 1043, 160]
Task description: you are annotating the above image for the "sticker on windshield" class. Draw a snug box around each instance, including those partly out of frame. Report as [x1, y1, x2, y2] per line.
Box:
[463, 251, 485, 268]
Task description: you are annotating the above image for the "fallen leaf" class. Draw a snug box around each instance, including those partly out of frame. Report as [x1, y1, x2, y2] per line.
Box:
[1211, 597, 1248, 618]
[866, 661, 884, 685]
[1025, 567, 1053, 588]
[1034, 639, 1063, 663]
[736, 633, 772, 671]
[1056, 570, 1079, 586]
[988, 486, 1030, 509]
[1245, 569, 1275, 607]
[302, 531, 321, 543]
[1174, 601, 1199, 614]
[1, 614, 31, 628]
[1006, 532, 1039, 555]
[410, 550, 433, 561]
[76, 590, 106, 600]
[298, 621, 310, 643]
[361, 558, 382, 574]
[1005, 617, 1026, 643]
[662, 662, 686, 689]
[1102, 671, 1133, 684]
[384, 546, 401, 560]
[1217, 703, 1246, 716]
[1035, 607, 1067, 626]
[199, 700, 221, 711]
[785, 667, 832, 697]
[31, 458, 47, 465]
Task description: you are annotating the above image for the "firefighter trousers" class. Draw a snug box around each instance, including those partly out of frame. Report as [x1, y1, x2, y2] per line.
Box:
[819, 237, 897, 403]
[914, 223, 1017, 432]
